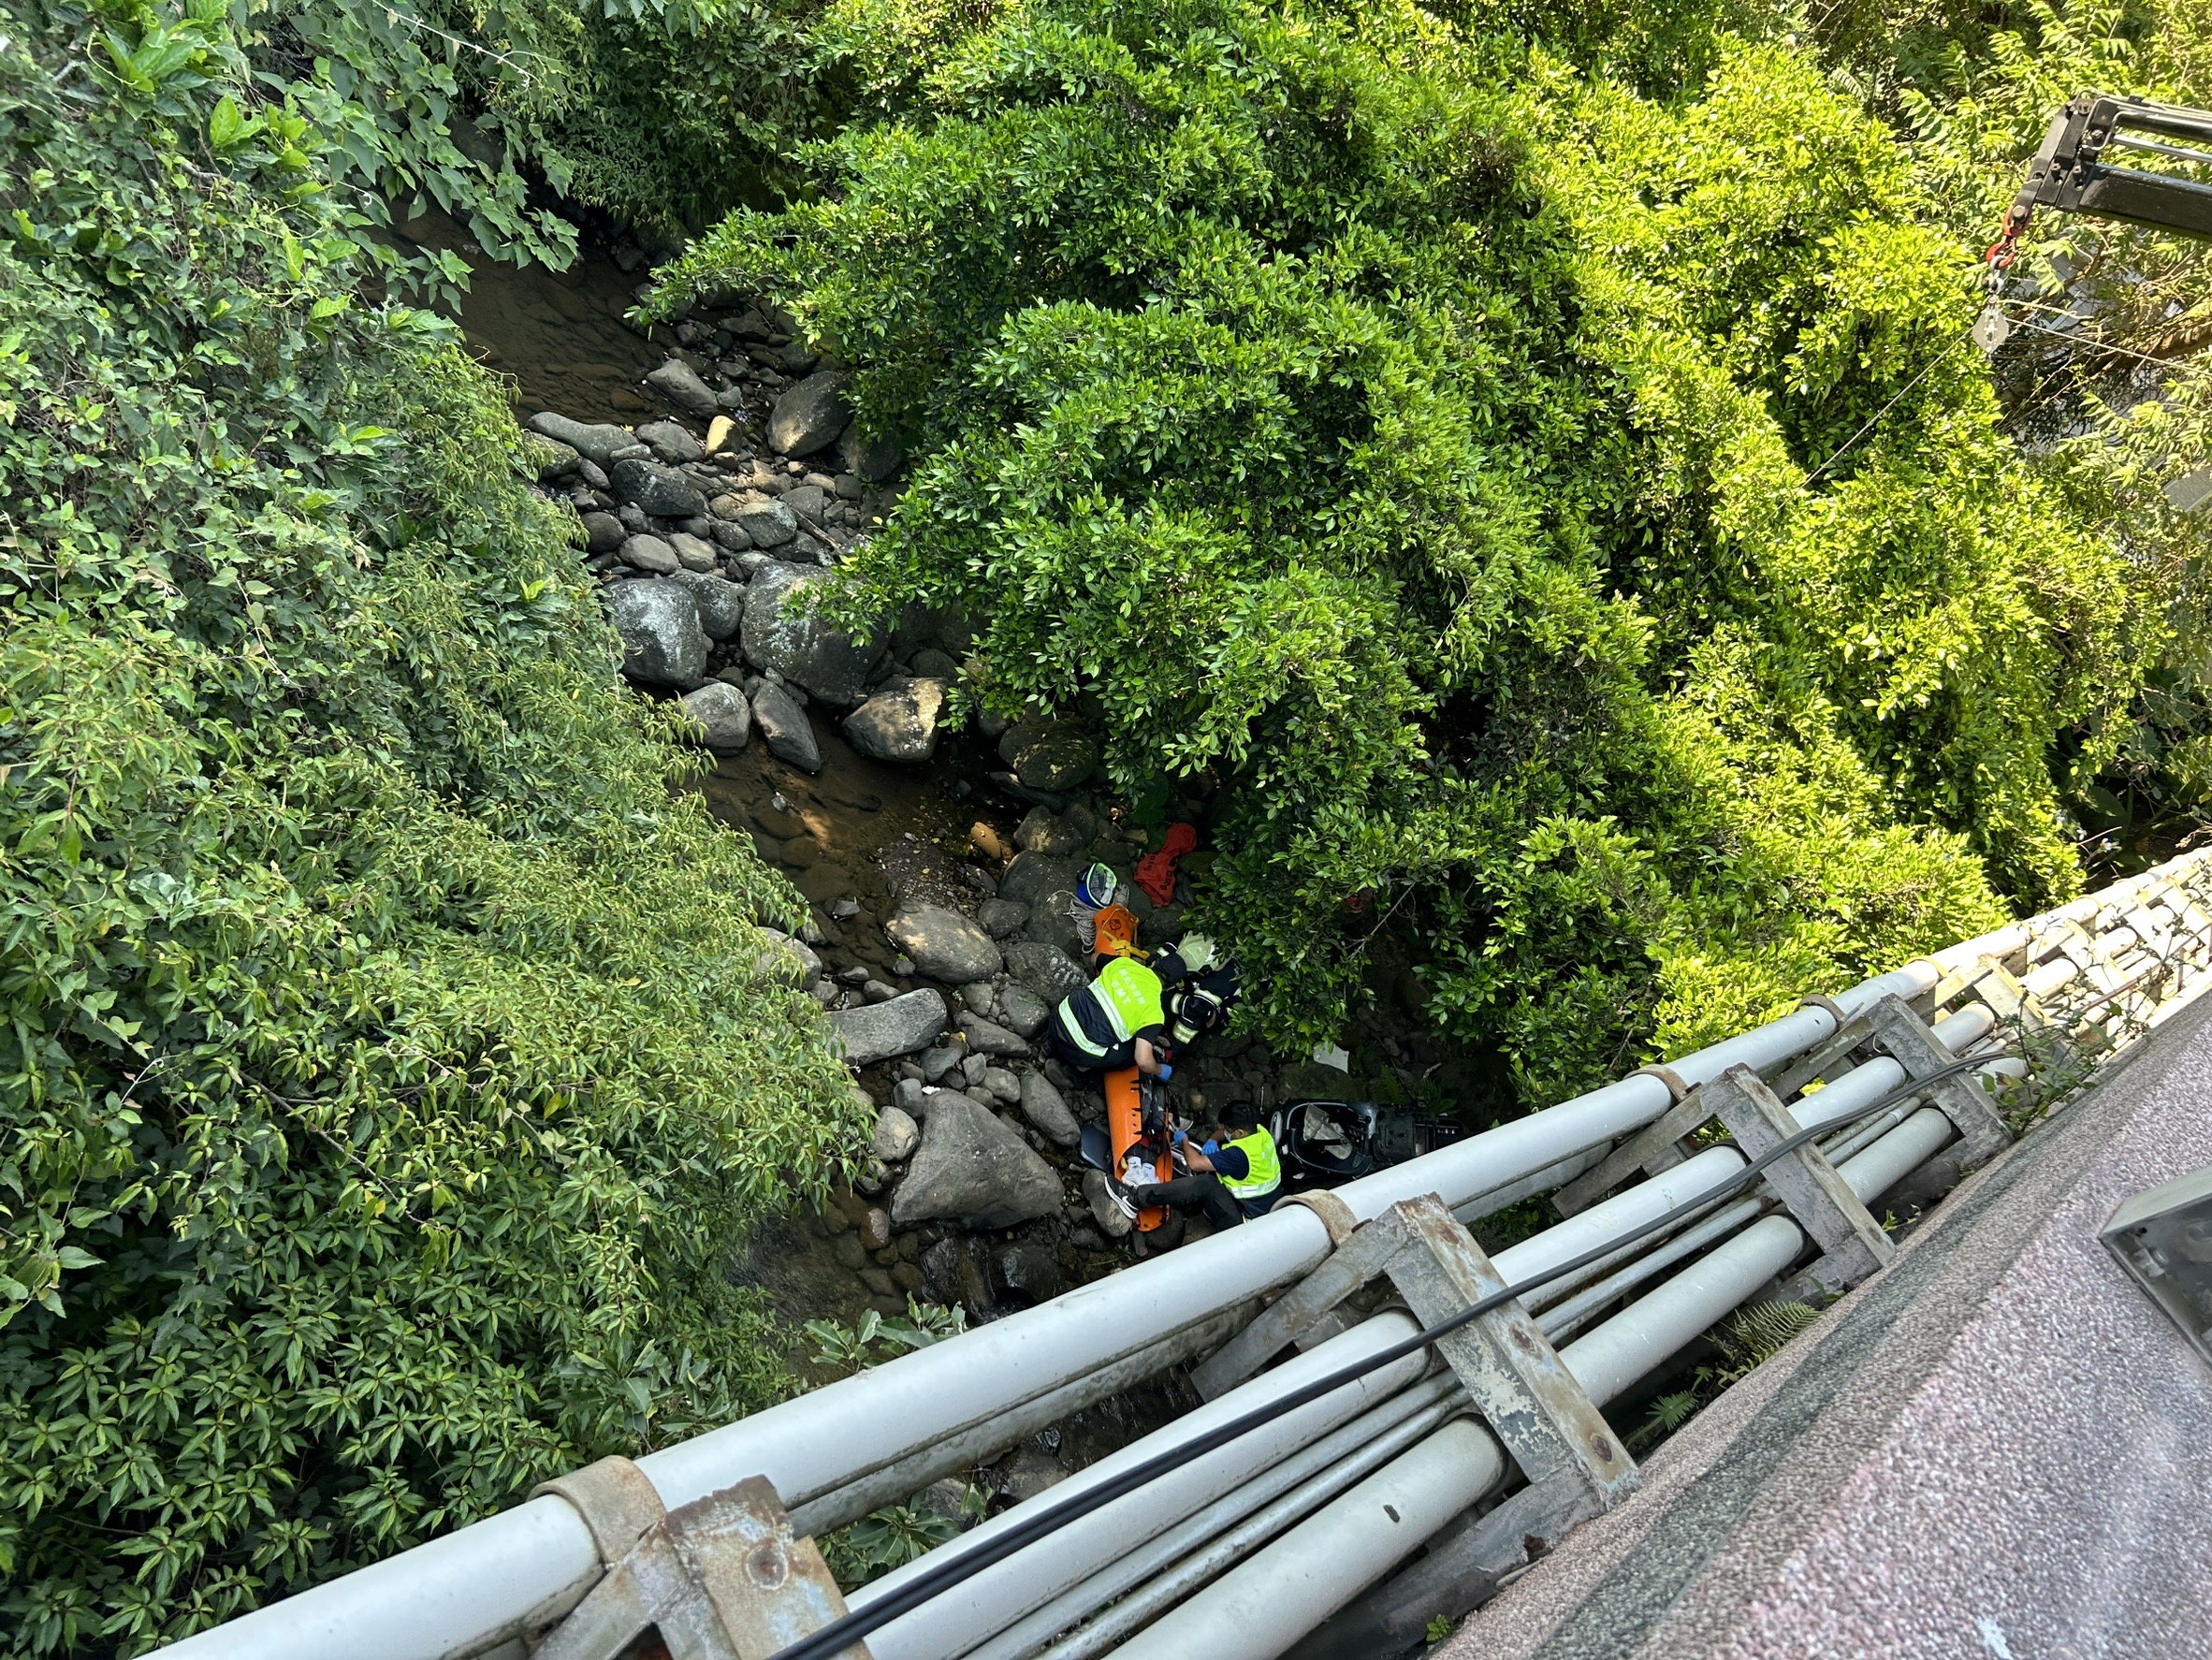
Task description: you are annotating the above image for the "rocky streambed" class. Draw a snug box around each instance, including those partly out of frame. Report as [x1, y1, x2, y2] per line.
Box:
[508, 285, 1307, 1354]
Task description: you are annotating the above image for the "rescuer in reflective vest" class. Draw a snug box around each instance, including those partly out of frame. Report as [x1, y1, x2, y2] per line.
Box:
[1051, 948, 1174, 1080]
[1111, 1100, 1282, 1230]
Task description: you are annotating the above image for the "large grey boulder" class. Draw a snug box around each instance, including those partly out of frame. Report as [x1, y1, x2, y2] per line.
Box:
[666, 569, 748, 639]
[610, 458, 707, 520]
[979, 898, 1029, 939]
[528, 412, 634, 469]
[755, 931, 822, 984]
[735, 500, 798, 548]
[828, 988, 948, 1067]
[742, 563, 886, 706]
[667, 532, 718, 573]
[648, 358, 720, 420]
[1019, 1071, 1081, 1148]
[634, 418, 703, 462]
[998, 983, 1050, 1040]
[580, 511, 626, 554]
[620, 534, 680, 575]
[679, 681, 751, 752]
[999, 851, 1080, 910]
[888, 905, 1003, 983]
[960, 1012, 1028, 1057]
[1025, 888, 1087, 958]
[837, 423, 903, 484]
[1004, 941, 1086, 1006]
[606, 581, 707, 688]
[844, 678, 948, 764]
[769, 371, 851, 458]
[890, 1092, 1061, 1230]
[751, 682, 821, 772]
[1001, 712, 1099, 792]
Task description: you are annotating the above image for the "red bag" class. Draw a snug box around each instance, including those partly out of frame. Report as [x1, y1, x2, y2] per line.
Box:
[1135, 823, 1198, 906]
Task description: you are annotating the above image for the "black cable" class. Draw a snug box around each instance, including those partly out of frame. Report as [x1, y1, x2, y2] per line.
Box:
[770, 1051, 2009, 1660]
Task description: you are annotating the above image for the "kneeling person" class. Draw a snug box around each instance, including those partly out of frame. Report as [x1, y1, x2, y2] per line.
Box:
[1120, 1101, 1281, 1230]
[1052, 945, 1173, 1081]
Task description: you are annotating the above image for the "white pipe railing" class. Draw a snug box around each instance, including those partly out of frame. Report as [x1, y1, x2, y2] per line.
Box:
[159, 850, 2212, 1660]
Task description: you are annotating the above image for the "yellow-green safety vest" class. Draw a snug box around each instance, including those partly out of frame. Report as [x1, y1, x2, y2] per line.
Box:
[1219, 1127, 1281, 1201]
[1058, 957, 1167, 1058]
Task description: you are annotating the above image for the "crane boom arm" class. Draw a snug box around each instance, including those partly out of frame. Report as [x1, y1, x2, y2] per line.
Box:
[2006, 95, 2212, 242]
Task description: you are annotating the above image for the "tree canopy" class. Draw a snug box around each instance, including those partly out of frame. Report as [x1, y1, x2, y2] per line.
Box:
[665, 0, 2195, 1094]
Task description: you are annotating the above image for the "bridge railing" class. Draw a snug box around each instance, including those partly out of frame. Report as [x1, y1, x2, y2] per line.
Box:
[161, 850, 2212, 1660]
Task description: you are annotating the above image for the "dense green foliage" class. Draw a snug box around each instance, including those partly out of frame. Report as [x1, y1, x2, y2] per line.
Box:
[665, 0, 2196, 1093]
[4, 0, 2208, 1650]
[0, 4, 860, 1651]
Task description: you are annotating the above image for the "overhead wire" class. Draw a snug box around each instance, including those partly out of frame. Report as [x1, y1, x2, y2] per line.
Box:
[767, 1050, 2013, 1660]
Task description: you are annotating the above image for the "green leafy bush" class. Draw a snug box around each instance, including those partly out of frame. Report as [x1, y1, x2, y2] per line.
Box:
[661, 0, 2144, 1098]
[0, 5, 861, 1651]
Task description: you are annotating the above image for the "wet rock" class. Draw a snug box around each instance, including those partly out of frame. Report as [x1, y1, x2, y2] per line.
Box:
[891, 1091, 1061, 1230]
[960, 1012, 1028, 1057]
[665, 569, 748, 639]
[610, 457, 707, 520]
[959, 982, 997, 1016]
[844, 678, 948, 764]
[735, 499, 798, 548]
[995, 1244, 1065, 1306]
[756, 932, 822, 984]
[742, 563, 886, 706]
[827, 988, 948, 1067]
[606, 581, 707, 688]
[1025, 889, 1087, 959]
[892, 1260, 926, 1294]
[1000, 713, 1099, 793]
[1003, 941, 1086, 1007]
[1019, 1071, 1081, 1147]
[750, 682, 821, 772]
[888, 905, 1003, 983]
[648, 357, 721, 419]
[998, 851, 1080, 910]
[979, 898, 1029, 939]
[667, 531, 719, 572]
[528, 412, 635, 470]
[619, 533, 680, 575]
[1082, 1168, 1135, 1239]
[581, 510, 626, 554]
[960, 1053, 991, 1086]
[892, 1078, 927, 1117]
[635, 419, 705, 462]
[874, 1105, 920, 1166]
[527, 432, 581, 481]
[834, 1233, 869, 1270]
[679, 681, 751, 752]
[982, 1066, 1022, 1104]
[769, 371, 851, 458]
[860, 1266, 896, 1298]
[1015, 808, 1084, 855]
[862, 1206, 893, 1250]
[997, 984, 1050, 1041]
[837, 423, 904, 484]
[865, 980, 898, 1003]
[921, 1044, 964, 1084]
[784, 483, 828, 527]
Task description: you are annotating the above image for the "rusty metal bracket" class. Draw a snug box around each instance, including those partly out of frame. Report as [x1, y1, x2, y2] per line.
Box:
[1550, 1088, 1710, 1216]
[532, 1470, 866, 1660]
[1858, 994, 2012, 1171]
[1192, 1195, 1637, 1518]
[1704, 1065, 1893, 1297]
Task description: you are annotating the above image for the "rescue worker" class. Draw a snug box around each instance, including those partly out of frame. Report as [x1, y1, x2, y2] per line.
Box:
[1156, 934, 1239, 1048]
[1050, 931, 1174, 1081]
[1109, 1100, 1281, 1229]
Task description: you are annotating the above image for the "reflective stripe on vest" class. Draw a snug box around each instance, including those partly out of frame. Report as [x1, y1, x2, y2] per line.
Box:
[1220, 1127, 1281, 1199]
[1094, 957, 1165, 1043]
[1055, 958, 1166, 1058]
